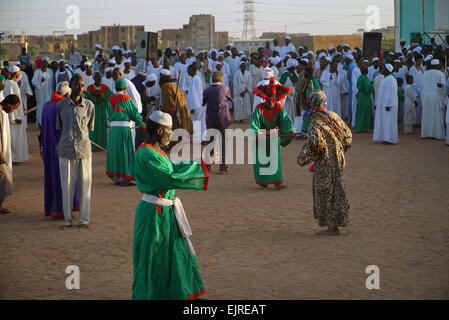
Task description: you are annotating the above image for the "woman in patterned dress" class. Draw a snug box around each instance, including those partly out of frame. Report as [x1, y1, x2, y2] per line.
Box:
[297, 90, 352, 236]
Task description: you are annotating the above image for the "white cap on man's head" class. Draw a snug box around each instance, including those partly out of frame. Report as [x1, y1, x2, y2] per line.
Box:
[8, 65, 20, 73]
[285, 35, 291, 40]
[286, 59, 298, 68]
[109, 59, 116, 64]
[431, 59, 440, 65]
[372, 57, 379, 62]
[144, 73, 157, 83]
[149, 110, 172, 127]
[345, 54, 354, 60]
[42, 56, 49, 61]
[385, 64, 393, 72]
[160, 69, 171, 76]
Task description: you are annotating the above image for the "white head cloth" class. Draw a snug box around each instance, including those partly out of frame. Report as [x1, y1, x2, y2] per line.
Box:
[385, 64, 393, 72]
[160, 69, 171, 76]
[286, 59, 298, 68]
[149, 111, 172, 127]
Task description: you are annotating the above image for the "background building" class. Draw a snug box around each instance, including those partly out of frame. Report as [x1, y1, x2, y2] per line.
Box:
[394, 0, 449, 50]
[77, 25, 144, 51]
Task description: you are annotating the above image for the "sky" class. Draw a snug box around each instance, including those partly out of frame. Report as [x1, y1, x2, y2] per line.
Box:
[0, 0, 395, 38]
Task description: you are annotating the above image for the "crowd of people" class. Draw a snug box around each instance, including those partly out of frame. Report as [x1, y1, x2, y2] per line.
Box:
[0, 34, 448, 299]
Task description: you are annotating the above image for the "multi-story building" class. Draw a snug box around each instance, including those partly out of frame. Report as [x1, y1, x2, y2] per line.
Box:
[76, 25, 144, 51]
[190, 14, 215, 50]
[161, 25, 192, 51]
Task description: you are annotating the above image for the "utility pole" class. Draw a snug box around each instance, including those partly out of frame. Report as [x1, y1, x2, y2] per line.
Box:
[242, 0, 257, 40]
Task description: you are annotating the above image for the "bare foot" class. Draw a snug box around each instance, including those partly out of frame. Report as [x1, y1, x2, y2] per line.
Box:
[0, 208, 11, 214]
[274, 184, 285, 191]
[315, 229, 340, 236]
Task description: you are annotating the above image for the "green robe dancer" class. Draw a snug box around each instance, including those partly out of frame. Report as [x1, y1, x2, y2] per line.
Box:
[355, 74, 374, 132]
[250, 102, 295, 186]
[132, 143, 209, 300]
[85, 84, 111, 151]
[106, 92, 145, 183]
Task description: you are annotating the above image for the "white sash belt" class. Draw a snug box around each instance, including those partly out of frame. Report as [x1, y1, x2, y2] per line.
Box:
[141, 193, 196, 257]
[109, 121, 130, 127]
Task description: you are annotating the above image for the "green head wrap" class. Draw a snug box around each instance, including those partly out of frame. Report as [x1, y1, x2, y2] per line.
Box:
[115, 79, 127, 90]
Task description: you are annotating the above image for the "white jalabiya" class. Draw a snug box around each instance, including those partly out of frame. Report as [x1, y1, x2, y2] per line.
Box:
[280, 43, 296, 59]
[338, 65, 349, 119]
[403, 84, 417, 134]
[111, 78, 142, 147]
[233, 70, 252, 121]
[31, 68, 54, 126]
[408, 65, 424, 124]
[3, 80, 29, 162]
[174, 62, 189, 92]
[0, 91, 12, 177]
[123, 69, 136, 80]
[373, 75, 399, 144]
[225, 56, 241, 97]
[17, 72, 33, 128]
[351, 67, 361, 127]
[280, 71, 297, 121]
[445, 78, 449, 145]
[373, 74, 384, 115]
[186, 74, 206, 143]
[367, 65, 378, 82]
[320, 70, 344, 117]
[145, 83, 161, 115]
[271, 66, 279, 81]
[420, 69, 447, 139]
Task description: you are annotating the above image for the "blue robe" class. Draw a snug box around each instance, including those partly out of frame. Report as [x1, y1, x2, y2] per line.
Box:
[41, 93, 80, 218]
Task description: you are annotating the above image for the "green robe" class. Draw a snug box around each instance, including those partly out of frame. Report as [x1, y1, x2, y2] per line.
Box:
[250, 102, 295, 185]
[106, 93, 145, 182]
[132, 144, 209, 300]
[355, 74, 374, 132]
[301, 77, 321, 132]
[85, 84, 111, 151]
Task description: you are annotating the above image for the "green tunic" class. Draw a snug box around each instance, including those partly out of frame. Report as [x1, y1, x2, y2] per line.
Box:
[250, 102, 295, 185]
[106, 93, 145, 182]
[85, 84, 111, 151]
[133, 144, 209, 300]
[355, 74, 374, 132]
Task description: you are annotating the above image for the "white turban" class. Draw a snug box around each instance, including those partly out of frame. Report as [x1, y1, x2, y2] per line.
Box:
[431, 59, 440, 65]
[286, 59, 298, 68]
[272, 57, 282, 65]
[8, 65, 20, 73]
[109, 59, 116, 64]
[149, 110, 172, 127]
[42, 56, 49, 61]
[13, 61, 21, 66]
[145, 73, 157, 83]
[372, 57, 379, 62]
[345, 54, 354, 60]
[285, 35, 291, 40]
[385, 64, 393, 73]
[123, 59, 131, 64]
[84, 62, 91, 67]
[56, 81, 71, 96]
[160, 69, 171, 76]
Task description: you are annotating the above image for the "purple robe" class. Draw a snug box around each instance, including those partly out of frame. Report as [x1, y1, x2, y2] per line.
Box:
[41, 93, 80, 218]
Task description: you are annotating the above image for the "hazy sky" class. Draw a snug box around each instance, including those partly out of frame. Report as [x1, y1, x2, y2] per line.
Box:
[0, 0, 395, 38]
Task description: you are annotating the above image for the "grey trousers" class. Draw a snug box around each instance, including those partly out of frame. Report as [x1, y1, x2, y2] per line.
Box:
[59, 157, 92, 225]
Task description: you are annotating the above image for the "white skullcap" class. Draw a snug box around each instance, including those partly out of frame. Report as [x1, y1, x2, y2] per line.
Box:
[145, 73, 157, 82]
[345, 54, 354, 60]
[123, 59, 131, 64]
[343, 43, 349, 47]
[14, 61, 21, 66]
[318, 52, 327, 59]
[372, 57, 379, 62]
[240, 55, 247, 61]
[84, 62, 91, 67]
[105, 67, 112, 73]
[300, 58, 309, 64]
[160, 69, 171, 76]
[209, 48, 217, 55]
[112, 45, 119, 50]
[324, 56, 331, 62]
[364, 59, 369, 63]
[385, 64, 393, 72]
[393, 59, 400, 63]
[217, 52, 224, 57]
[328, 46, 335, 50]
[239, 61, 246, 66]
[137, 70, 147, 76]
[431, 59, 440, 65]
[286, 59, 298, 68]
[58, 59, 64, 64]
[424, 55, 432, 62]
[262, 67, 274, 79]
[109, 59, 116, 64]
[298, 46, 304, 49]
[238, 50, 244, 55]
[8, 65, 20, 73]
[285, 35, 291, 40]
[149, 110, 172, 127]
[95, 44, 101, 48]
[352, 49, 357, 53]
[56, 81, 71, 96]
[42, 56, 49, 61]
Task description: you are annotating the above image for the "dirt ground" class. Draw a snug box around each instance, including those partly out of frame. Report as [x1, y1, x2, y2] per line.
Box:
[0, 123, 448, 300]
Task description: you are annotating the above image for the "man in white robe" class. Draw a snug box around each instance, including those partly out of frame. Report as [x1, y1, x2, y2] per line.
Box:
[367, 58, 380, 82]
[373, 64, 399, 144]
[351, 58, 363, 127]
[186, 64, 206, 143]
[0, 77, 13, 176]
[4, 66, 29, 162]
[225, 48, 241, 97]
[233, 61, 252, 122]
[174, 54, 189, 93]
[279, 59, 298, 121]
[249, 55, 263, 105]
[15, 62, 33, 128]
[321, 60, 344, 117]
[32, 57, 54, 126]
[408, 55, 425, 125]
[82, 62, 94, 89]
[420, 60, 447, 140]
[280, 36, 296, 60]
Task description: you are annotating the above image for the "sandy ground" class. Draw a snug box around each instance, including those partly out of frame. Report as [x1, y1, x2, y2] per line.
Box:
[0, 123, 448, 300]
